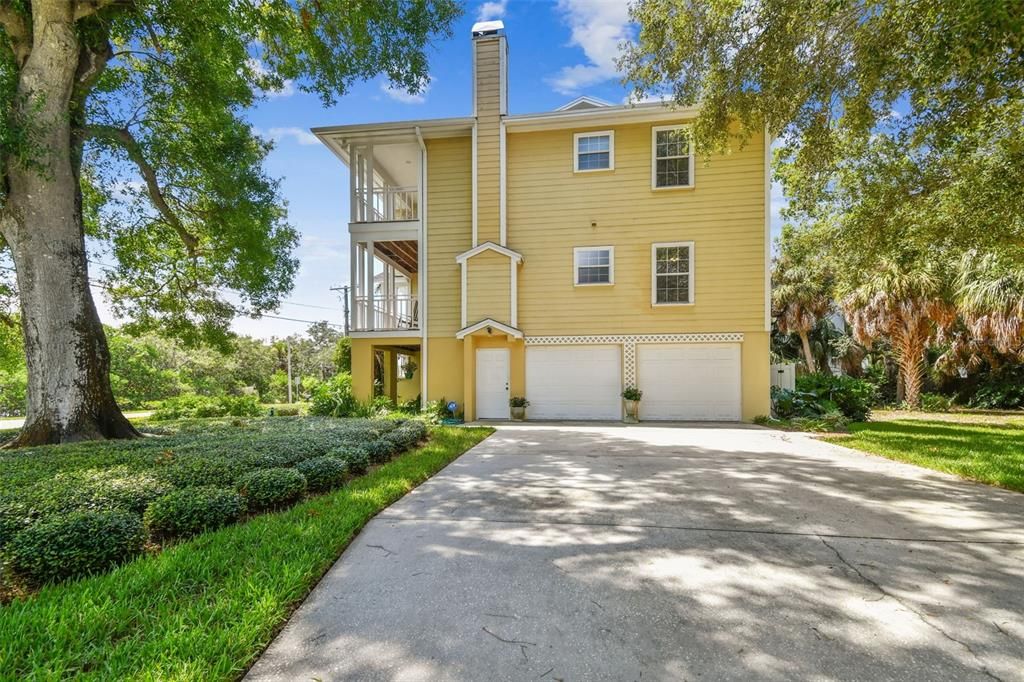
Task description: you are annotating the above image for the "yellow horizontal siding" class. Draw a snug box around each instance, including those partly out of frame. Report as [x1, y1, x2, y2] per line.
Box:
[507, 121, 766, 336]
[466, 250, 511, 325]
[426, 136, 472, 337]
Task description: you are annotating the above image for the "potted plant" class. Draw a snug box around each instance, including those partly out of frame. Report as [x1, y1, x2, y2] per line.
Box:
[509, 396, 530, 421]
[621, 386, 643, 422]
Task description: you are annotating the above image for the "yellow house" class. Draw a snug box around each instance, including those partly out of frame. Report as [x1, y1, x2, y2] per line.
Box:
[313, 21, 771, 422]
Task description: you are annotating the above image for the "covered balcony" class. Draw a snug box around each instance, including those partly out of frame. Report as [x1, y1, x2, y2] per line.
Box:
[345, 140, 421, 226]
[350, 228, 420, 334]
[341, 139, 422, 334]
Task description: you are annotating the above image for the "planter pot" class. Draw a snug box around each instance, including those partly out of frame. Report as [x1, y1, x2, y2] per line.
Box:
[623, 399, 640, 423]
[510, 406, 527, 421]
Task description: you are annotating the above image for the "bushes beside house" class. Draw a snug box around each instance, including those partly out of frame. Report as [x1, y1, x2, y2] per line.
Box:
[772, 372, 876, 423]
[309, 373, 359, 417]
[0, 416, 429, 591]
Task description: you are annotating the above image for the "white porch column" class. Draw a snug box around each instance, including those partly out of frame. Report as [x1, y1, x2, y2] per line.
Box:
[347, 143, 357, 223]
[349, 238, 358, 330]
[365, 143, 375, 222]
[355, 243, 365, 328]
[384, 263, 393, 326]
[365, 240, 375, 329]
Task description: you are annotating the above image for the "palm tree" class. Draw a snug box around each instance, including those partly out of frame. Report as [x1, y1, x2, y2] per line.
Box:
[772, 227, 832, 373]
[955, 251, 1024, 358]
[842, 259, 954, 408]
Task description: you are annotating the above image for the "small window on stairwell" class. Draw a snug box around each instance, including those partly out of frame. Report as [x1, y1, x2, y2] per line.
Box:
[573, 131, 614, 172]
[574, 246, 614, 286]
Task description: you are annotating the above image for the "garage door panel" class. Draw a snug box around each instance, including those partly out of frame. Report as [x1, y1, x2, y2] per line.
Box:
[638, 344, 741, 421]
[526, 346, 621, 420]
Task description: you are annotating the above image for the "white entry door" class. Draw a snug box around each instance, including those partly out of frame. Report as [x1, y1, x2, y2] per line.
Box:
[526, 345, 622, 419]
[476, 348, 510, 419]
[637, 343, 742, 421]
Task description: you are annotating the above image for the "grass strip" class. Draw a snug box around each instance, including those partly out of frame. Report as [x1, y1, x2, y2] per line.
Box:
[824, 419, 1024, 492]
[0, 425, 492, 680]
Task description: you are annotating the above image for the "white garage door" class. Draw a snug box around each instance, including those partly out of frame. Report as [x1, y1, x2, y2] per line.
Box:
[637, 343, 741, 421]
[526, 346, 622, 419]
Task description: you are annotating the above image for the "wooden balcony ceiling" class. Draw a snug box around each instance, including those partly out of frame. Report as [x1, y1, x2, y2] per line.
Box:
[376, 240, 418, 273]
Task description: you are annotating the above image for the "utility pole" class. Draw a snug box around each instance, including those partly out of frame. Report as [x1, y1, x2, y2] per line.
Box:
[286, 342, 293, 404]
[330, 284, 351, 335]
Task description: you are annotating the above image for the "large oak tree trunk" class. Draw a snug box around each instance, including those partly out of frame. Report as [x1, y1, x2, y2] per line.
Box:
[0, 2, 137, 446]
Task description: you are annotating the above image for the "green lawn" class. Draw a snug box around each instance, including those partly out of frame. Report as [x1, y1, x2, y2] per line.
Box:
[825, 419, 1024, 492]
[0, 425, 491, 680]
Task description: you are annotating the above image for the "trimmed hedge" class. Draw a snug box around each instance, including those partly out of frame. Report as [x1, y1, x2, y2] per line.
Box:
[0, 417, 430, 587]
[296, 457, 348, 492]
[8, 510, 145, 585]
[330, 444, 370, 475]
[365, 438, 398, 464]
[144, 487, 245, 539]
[236, 468, 307, 511]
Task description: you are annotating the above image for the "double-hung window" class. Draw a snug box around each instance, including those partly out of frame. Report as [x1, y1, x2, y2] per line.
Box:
[652, 125, 694, 189]
[652, 242, 694, 304]
[574, 246, 614, 285]
[574, 131, 614, 172]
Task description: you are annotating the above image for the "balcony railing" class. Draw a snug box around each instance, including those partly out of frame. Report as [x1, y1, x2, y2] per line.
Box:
[356, 186, 418, 223]
[353, 294, 418, 331]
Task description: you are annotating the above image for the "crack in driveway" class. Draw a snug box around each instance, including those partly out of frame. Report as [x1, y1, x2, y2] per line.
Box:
[819, 536, 1004, 682]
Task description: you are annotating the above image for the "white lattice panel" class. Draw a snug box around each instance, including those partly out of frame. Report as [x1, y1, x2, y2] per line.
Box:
[525, 333, 743, 345]
[524, 333, 744, 387]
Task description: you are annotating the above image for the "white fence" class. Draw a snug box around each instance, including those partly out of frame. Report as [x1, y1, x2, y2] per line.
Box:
[770, 363, 796, 392]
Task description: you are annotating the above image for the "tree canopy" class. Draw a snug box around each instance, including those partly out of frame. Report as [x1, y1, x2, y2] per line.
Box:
[1, 0, 460, 348]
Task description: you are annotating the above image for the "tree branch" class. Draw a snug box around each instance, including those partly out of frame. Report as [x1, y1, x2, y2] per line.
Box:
[73, 1, 133, 21]
[84, 124, 200, 255]
[0, 3, 31, 66]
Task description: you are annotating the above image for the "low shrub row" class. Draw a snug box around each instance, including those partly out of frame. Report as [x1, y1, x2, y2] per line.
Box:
[0, 417, 429, 588]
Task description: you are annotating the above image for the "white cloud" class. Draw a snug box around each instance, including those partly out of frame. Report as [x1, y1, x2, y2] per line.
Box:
[261, 126, 320, 146]
[246, 57, 295, 99]
[547, 0, 632, 95]
[380, 77, 432, 104]
[477, 0, 507, 21]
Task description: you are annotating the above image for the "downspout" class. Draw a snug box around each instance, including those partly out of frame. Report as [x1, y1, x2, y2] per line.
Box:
[416, 126, 429, 405]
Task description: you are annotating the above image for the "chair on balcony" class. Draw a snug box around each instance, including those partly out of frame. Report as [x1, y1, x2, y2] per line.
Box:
[399, 300, 419, 329]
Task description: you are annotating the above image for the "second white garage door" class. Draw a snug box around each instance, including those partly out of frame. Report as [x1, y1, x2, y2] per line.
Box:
[526, 346, 622, 419]
[637, 343, 742, 421]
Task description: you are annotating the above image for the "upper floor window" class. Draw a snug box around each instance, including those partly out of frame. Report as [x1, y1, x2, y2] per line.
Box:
[652, 125, 694, 189]
[652, 242, 694, 305]
[574, 246, 614, 285]
[574, 131, 614, 172]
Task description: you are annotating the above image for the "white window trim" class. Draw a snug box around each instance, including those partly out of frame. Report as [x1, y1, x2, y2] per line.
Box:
[573, 246, 615, 286]
[651, 124, 695, 190]
[651, 241, 695, 306]
[573, 130, 615, 173]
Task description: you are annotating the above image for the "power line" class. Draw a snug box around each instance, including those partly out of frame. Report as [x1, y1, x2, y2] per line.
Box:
[3, 264, 341, 323]
[83, 259, 340, 314]
[256, 314, 345, 328]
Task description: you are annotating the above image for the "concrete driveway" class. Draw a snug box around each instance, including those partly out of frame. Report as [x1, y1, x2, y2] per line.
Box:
[247, 424, 1024, 681]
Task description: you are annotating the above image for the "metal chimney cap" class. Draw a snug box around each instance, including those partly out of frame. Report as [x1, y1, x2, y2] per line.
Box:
[471, 20, 504, 37]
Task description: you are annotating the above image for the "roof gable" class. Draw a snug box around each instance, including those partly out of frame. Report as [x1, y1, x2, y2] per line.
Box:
[455, 241, 524, 264]
[555, 96, 613, 112]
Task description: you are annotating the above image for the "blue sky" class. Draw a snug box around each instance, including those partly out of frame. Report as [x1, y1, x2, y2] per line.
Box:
[96, 0, 784, 339]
